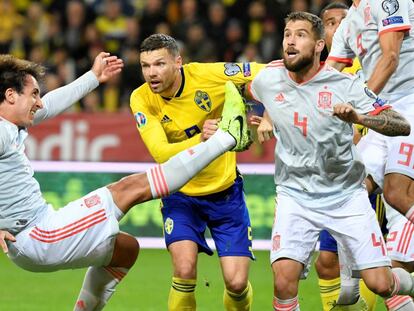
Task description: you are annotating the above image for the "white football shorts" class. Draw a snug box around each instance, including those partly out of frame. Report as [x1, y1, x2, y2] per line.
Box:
[270, 189, 391, 278]
[357, 92, 414, 189]
[385, 195, 414, 262]
[7, 187, 120, 272]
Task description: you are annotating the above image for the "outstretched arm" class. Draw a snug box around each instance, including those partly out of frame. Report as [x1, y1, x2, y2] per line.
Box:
[366, 31, 404, 94]
[34, 52, 123, 124]
[333, 103, 410, 137]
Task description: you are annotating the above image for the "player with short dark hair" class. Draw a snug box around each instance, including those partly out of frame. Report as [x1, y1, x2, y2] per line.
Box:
[131, 33, 264, 311]
[0, 52, 251, 311]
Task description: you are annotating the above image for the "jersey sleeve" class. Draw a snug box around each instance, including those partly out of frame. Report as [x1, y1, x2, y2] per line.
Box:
[0, 123, 9, 155]
[346, 76, 390, 114]
[130, 91, 201, 163]
[249, 75, 263, 103]
[327, 21, 355, 66]
[193, 62, 265, 86]
[35, 71, 99, 124]
[375, 0, 411, 35]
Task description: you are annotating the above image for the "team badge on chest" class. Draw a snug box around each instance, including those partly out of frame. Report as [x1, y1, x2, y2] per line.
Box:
[194, 90, 212, 112]
[317, 91, 332, 109]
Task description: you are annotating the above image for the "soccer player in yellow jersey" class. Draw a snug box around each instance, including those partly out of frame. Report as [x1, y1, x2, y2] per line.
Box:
[130, 34, 263, 311]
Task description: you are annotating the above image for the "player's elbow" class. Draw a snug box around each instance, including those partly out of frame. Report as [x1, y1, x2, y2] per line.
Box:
[403, 122, 411, 136]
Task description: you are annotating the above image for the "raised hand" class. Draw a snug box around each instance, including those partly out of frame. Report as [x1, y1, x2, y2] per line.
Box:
[91, 52, 124, 83]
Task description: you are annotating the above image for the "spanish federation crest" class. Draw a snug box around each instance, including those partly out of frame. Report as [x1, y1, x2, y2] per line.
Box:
[164, 217, 174, 235]
[318, 91, 332, 109]
[194, 90, 212, 112]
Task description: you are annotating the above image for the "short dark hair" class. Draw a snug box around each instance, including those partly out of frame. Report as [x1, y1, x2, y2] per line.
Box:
[140, 34, 179, 56]
[0, 54, 45, 103]
[319, 2, 349, 18]
[285, 11, 325, 40]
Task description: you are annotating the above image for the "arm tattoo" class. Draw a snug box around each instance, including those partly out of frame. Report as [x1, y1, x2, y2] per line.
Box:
[359, 109, 411, 136]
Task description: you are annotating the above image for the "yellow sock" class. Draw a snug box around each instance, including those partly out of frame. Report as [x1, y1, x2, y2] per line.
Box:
[319, 277, 341, 311]
[360, 279, 377, 311]
[223, 281, 253, 311]
[168, 277, 196, 311]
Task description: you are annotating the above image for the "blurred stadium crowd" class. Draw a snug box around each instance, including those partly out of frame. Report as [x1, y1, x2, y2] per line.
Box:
[0, 0, 350, 112]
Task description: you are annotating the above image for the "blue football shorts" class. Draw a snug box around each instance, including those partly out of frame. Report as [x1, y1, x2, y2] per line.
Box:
[161, 176, 254, 258]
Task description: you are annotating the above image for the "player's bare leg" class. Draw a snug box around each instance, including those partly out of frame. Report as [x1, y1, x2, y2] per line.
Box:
[315, 250, 342, 310]
[168, 241, 198, 310]
[74, 232, 139, 311]
[360, 266, 414, 310]
[384, 174, 414, 222]
[221, 256, 252, 310]
[272, 259, 302, 310]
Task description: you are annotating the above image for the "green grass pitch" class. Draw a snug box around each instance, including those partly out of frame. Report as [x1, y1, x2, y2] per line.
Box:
[0, 249, 387, 310]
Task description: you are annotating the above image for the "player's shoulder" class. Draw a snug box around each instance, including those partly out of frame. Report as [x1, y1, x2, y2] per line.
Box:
[0, 117, 14, 141]
[322, 63, 360, 85]
[130, 83, 155, 106]
[260, 60, 286, 75]
[184, 62, 223, 73]
[265, 59, 285, 69]
[254, 60, 285, 80]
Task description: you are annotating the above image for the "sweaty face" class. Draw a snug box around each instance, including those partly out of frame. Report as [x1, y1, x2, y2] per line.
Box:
[322, 8, 348, 51]
[13, 75, 42, 127]
[140, 48, 181, 96]
[283, 20, 319, 72]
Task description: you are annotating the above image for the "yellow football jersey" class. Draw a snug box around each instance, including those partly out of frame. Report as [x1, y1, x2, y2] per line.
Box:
[130, 62, 264, 196]
[342, 57, 362, 75]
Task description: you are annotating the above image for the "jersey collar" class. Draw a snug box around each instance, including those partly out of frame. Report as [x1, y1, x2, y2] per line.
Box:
[161, 68, 185, 101]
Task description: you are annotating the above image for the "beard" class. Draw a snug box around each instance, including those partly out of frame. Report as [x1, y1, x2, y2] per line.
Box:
[283, 53, 314, 72]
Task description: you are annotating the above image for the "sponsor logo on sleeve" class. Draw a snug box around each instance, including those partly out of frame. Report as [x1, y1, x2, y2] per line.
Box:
[382, 0, 399, 16]
[134, 112, 147, 128]
[242, 62, 251, 77]
[382, 15, 404, 26]
[224, 63, 241, 76]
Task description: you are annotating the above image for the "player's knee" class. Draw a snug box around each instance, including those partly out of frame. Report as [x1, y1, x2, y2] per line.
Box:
[274, 275, 298, 297]
[174, 260, 197, 279]
[363, 273, 393, 297]
[315, 254, 339, 279]
[225, 277, 249, 294]
[315, 251, 339, 279]
[367, 282, 393, 297]
[110, 233, 140, 268]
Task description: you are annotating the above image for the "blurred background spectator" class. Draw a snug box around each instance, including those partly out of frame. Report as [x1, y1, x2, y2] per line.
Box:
[0, 0, 351, 112]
